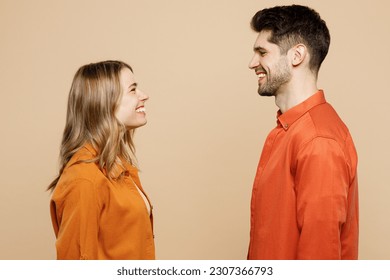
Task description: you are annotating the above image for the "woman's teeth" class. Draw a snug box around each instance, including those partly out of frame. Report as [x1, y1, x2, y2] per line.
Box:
[136, 107, 146, 113]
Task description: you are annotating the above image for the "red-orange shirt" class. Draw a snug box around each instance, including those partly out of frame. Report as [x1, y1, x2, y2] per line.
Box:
[50, 144, 155, 260]
[248, 91, 359, 259]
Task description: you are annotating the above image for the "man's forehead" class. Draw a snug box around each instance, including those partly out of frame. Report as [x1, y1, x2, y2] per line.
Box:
[253, 30, 274, 49]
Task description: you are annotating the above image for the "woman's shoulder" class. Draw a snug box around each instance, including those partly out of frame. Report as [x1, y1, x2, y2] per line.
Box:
[65, 146, 99, 176]
[56, 145, 108, 191]
[52, 150, 110, 206]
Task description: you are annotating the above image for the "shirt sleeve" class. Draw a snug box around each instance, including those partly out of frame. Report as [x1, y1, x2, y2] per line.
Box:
[295, 137, 349, 259]
[53, 179, 101, 260]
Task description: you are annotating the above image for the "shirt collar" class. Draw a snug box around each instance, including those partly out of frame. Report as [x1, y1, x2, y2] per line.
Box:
[277, 90, 326, 131]
[81, 143, 134, 178]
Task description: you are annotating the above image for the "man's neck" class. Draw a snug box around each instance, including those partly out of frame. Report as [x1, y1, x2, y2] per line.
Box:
[275, 75, 318, 113]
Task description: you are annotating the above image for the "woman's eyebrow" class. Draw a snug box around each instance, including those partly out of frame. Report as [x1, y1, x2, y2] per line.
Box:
[128, 82, 138, 89]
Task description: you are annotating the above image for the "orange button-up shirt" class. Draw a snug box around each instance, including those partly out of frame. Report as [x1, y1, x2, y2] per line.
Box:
[248, 91, 359, 259]
[50, 144, 155, 260]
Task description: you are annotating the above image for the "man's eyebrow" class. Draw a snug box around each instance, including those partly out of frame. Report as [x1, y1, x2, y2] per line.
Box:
[254, 46, 266, 52]
[128, 82, 138, 89]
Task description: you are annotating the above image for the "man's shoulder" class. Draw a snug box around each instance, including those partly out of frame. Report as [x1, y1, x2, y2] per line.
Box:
[288, 102, 352, 152]
[306, 102, 350, 142]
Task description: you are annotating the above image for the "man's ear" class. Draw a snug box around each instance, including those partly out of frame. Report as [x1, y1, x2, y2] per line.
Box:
[290, 44, 307, 66]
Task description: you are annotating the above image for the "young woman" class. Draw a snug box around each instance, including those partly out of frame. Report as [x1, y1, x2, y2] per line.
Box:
[48, 60, 155, 260]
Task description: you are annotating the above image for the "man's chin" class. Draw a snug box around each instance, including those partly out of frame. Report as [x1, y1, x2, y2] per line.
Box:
[258, 90, 275, 97]
[257, 85, 275, 96]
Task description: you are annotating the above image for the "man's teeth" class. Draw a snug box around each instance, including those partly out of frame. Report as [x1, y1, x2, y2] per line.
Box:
[258, 73, 266, 78]
[136, 107, 146, 113]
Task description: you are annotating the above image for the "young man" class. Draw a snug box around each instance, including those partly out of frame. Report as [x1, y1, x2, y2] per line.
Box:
[247, 5, 359, 259]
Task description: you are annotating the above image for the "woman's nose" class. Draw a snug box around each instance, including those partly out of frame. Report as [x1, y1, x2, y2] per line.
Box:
[137, 89, 149, 101]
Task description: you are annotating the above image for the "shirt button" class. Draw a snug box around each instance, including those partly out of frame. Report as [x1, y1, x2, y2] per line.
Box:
[283, 124, 289, 129]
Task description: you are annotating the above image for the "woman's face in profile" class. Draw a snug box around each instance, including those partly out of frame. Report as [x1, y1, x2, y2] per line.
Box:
[116, 67, 149, 129]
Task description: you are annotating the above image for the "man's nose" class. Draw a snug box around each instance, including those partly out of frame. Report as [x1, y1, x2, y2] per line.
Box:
[248, 54, 260, 69]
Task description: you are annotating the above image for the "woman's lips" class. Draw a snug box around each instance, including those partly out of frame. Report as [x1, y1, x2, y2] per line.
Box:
[135, 106, 146, 113]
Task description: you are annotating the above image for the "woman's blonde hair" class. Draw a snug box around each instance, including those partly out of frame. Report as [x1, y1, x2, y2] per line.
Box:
[48, 60, 136, 191]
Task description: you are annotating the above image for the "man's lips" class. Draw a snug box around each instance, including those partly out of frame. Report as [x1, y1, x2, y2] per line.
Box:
[256, 71, 267, 78]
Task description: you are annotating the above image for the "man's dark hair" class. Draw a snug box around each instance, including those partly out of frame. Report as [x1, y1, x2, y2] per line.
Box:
[251, 5, 330, 73]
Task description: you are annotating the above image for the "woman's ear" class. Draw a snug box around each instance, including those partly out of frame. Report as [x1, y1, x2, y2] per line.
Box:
[291, 44, 307, 66]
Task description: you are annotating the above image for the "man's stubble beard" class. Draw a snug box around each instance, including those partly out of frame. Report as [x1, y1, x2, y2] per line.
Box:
[258, 58, 291, 97]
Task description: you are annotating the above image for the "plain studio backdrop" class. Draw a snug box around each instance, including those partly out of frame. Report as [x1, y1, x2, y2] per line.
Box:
[0, 0, 389, 259]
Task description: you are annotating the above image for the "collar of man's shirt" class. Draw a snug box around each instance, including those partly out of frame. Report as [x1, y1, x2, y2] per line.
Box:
[276, 90, 326, 131]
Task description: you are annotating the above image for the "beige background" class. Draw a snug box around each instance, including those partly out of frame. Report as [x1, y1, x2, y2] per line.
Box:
[0, 0, 389, 260]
